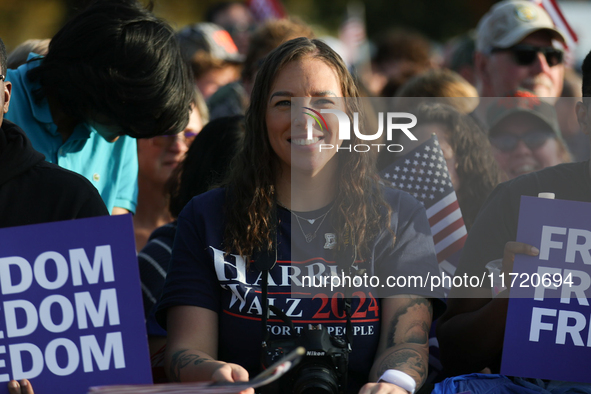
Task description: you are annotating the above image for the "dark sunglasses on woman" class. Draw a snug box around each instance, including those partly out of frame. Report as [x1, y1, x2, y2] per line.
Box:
[489, 130, 556, 152]
[491, 44, 564, 67]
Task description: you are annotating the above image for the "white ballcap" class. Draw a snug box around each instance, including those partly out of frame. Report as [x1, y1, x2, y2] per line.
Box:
[476, 0, 567, 54]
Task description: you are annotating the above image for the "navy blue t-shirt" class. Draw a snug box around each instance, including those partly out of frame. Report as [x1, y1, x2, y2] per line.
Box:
[157, 186, 444, 391]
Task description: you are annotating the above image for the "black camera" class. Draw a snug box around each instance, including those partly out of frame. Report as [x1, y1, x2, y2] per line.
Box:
[261, 322, 350, 394]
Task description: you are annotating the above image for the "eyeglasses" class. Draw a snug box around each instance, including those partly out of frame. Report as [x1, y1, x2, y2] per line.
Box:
[0, 75, 5, 81]
[491, 44, 564, 67]
[489, 130, 555, 152]
[152, 131, 197, 147]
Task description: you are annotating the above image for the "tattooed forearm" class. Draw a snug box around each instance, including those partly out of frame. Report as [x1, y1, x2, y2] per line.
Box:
[372, 297, 432, 387]
[169, 349, 212, 382]
[386, 297, 433, 347]
[377, 347, 427, 385]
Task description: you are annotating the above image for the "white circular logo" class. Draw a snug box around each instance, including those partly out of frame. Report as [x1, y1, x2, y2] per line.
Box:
[515, 5, 537, 22]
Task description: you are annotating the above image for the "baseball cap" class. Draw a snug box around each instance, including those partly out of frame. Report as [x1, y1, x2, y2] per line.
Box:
[486, 89, 562, 138]
[476, 0, 566, 54]
[177, 22, 244, 63]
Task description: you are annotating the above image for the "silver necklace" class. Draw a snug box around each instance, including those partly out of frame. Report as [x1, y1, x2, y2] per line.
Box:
[289, 205, 334, 243]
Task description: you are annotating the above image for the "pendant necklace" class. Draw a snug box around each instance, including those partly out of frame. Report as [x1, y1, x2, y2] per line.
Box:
[289, 205, 334, 243]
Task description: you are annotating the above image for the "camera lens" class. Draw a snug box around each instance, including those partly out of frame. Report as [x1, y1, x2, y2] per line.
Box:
[292, 365, 340, 394]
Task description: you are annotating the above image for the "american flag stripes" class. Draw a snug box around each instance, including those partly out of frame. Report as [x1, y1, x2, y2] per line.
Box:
[379, 134, 466, 278]
[533, 0, 578, 50]
[532, 0, 578, 65]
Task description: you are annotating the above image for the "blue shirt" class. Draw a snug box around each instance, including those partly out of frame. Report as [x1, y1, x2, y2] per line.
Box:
[5, 55, 138, 214]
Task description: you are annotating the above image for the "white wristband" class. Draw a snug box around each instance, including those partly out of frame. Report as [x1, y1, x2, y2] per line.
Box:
[378, 369, 416, 394]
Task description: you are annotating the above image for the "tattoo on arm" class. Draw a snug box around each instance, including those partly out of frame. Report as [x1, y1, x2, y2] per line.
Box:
[379, 297, 432, 386]
[386, 297, 433, 348]
[377, 347, 427, 384]
[169, 349, 211, 382]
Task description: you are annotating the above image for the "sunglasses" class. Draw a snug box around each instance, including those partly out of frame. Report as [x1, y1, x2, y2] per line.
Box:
[491, 44, 564, 67]
[489, 130, 555, 152]
[153, 131, 198, 147]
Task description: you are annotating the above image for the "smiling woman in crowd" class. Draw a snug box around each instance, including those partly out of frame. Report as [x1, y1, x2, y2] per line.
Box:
[156, 37, 444, 394]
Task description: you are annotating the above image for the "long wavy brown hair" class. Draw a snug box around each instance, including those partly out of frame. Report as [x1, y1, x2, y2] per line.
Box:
[223, 37, 391, 261]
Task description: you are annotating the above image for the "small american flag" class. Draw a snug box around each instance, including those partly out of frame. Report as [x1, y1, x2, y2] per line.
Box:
[246, 0, 286, 21]
[379, 134, 466, 279]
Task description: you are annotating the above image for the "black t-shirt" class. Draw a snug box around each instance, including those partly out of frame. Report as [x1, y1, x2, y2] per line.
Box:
[457, 161, 591, 279]
[0, 120, 108, 228]
[157, 186, 445, 391]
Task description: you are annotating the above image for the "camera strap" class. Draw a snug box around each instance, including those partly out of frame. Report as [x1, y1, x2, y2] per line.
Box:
[338, 238, 357, 352]
[256, 205, 355, 351]
[344, 298, 353, 351]
[253, 205, 278, 348]
[261, 268, 271, 347]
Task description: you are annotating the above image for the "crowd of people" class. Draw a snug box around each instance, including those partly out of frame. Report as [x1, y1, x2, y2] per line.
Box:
[2, 0, 591, 393]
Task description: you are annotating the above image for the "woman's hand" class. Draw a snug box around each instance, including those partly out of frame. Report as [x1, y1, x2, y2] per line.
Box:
[211, 362, 254, 394]
[8, 380, 34, 394]
[501, 241, 539, 284]
[359, 381, 410, 394]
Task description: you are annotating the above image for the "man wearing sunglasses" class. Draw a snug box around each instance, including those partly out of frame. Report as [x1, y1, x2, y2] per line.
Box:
[487, 89, 571, 179]
[474, 0, 567, 100]
[436, 51, 591, 392]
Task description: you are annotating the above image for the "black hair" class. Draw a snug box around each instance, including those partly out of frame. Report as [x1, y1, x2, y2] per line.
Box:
[0, 38, 6, 75]
[582, 49, 591, 98]
[167, 115, 244, 218]
[28, 0, 194, 138]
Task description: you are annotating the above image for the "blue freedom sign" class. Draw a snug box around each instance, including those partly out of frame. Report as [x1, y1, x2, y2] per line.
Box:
[502, 196, 591, 383]
[0, 215, 152, 393]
